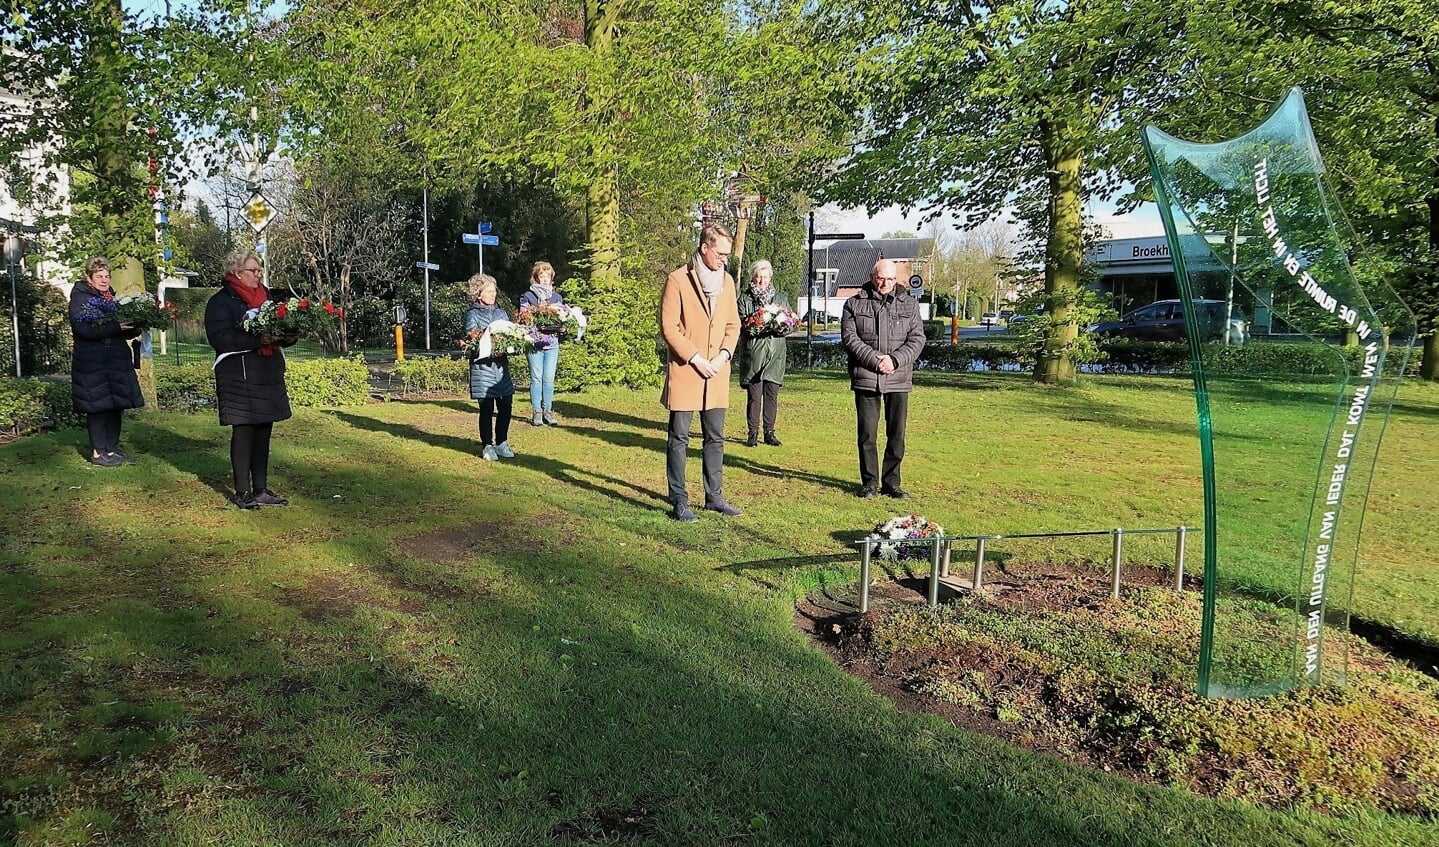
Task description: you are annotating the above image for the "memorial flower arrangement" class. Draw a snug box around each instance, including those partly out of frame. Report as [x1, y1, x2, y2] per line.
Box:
[744, 304, 801, 337]
[866, 514, 945, 562]
[516, 302, 583, 338]
[243, 296, 341, 341]
[116, 292, 178, 330]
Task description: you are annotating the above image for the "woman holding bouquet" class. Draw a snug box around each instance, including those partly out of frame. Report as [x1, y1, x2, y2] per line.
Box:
[518, 260, 563, 426]
[465, 273, 516, 461]
[736, 260, 790, 447]
[68, 257, 144, 467]
[205, 250, 296, 510]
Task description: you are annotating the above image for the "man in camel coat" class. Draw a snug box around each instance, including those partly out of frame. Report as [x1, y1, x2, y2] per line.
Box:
[660, 224, 743, 522]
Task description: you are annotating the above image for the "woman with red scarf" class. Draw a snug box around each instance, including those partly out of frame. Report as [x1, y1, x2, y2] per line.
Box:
[68, 257, 144, 466]
[204, 250, 297, 510]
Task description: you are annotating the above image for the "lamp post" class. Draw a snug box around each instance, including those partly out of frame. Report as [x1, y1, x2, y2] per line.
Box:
[5, 234, 21, 377]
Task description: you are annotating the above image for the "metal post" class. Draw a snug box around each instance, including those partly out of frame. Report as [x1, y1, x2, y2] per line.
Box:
[941, 539, 951, 578]
[973, 538, 986, 592]
[927, 539, 942, 607]
[805, 211, 814, 369]
[5, 235, 21, 377]
[1111, 528, 1124, 600]
[422, 188, 431, 350]
[858, 541, 872, 614]
[1174, 525, 1187, 591]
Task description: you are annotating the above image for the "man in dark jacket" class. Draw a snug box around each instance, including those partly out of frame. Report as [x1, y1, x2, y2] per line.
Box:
[840, 259, 927, 498]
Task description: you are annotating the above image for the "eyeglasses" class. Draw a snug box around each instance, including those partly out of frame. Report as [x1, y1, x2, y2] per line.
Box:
[239, 266, 262, 275]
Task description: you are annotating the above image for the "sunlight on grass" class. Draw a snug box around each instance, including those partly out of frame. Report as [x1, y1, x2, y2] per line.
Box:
[0, 372, 1436, 845]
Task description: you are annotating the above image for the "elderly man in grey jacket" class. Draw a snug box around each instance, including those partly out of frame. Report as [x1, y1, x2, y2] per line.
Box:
[840, 258, 928, 498]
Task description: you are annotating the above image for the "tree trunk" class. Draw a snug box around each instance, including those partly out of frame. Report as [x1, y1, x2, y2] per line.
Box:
[1423, 113, 1439, 380]
[1034, 124, 1083, 384]
[93, 0, 155, 407]
[584, 0, 623, 296]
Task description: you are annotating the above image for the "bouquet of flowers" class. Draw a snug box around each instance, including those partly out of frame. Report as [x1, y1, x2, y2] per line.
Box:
[114, 292, 178, 331]
[489, 323, 537, 356]
[744, 304, 801, 338]
[458, 327, 484, 356]
[866, 514, 946, 562]
[243, 296, 342, 341]
[516, 302, 584, 340]
[78, 297, 121, 326]
[461, 321, 535, 358]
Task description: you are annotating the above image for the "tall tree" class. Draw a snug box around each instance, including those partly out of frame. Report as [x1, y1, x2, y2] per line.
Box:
[264, 161, 410, 353]
[1157, 0, 1439, 379]
[823, 0, 1183, 383]
[280, 0, 852, 386]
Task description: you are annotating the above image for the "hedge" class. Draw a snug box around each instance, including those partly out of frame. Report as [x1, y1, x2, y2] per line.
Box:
[789, 339, 1423, 378]
[2, 355, 371, 430]
[387, 350, 587, 397]
[0, 378, 49, 436]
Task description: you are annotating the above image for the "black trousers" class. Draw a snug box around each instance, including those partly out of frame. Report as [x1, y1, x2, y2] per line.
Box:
[855, 391, 909, 490]
[86, 409, 123, 454]
[666, 408, 726, 506]
[744, 380, 781, 437]
[230, 423, 274, 494]
[479, 396, 513, 446]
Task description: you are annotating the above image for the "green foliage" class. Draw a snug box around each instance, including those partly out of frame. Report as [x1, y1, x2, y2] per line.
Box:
[1009, 288, 1116, 367]
[284, 356, 370, 407]
[561, 282, 663, 390]
[0, 378, 48, 435]
[154, 363, 217, 413]
[0, 270, 72, 377]
[152, 357, 369, 412]
[39, 380, 81, 430]
[389, 356, 468, 395]
[1, 1, 266, 262]
[864, 590, 1439, 816]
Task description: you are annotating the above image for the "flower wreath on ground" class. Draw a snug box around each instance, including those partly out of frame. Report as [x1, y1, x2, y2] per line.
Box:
[866, 514, 945, 561]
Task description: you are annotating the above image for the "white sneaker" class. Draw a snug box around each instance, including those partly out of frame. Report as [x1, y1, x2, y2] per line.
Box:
[495, 441, 515, 458]
[482, 445, 499, 461]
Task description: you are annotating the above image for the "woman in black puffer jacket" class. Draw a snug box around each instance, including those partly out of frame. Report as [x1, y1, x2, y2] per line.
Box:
[205, 249, 297, 510]
[68, 257, 144, 467]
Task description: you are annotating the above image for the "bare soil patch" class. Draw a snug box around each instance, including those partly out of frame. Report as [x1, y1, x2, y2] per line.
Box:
[796, 559, 1439, 816]
[797, 560, 1185, 766]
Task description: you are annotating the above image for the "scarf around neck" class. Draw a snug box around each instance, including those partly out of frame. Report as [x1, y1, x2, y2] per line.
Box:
[692, 252, 724, 301]
[226, 273, 269, 310]
[529, 283, 554, 302]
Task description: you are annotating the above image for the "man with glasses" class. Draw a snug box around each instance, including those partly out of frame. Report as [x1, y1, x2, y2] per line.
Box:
[659, 224, 743, 521]
[841, 258, 927, 499]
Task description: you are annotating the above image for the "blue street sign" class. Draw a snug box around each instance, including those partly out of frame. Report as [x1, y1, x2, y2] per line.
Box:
[415, 261, 440, 271]
[479, 222, 492, 234]
[479, 235, 499, 246]
[462, 233, 482, 245]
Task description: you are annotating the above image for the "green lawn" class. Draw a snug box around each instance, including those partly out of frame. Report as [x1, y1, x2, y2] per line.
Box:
[1, 372, 1437, 845]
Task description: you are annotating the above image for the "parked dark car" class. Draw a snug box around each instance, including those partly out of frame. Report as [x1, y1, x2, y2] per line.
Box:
[1088, 299, 1246, 343]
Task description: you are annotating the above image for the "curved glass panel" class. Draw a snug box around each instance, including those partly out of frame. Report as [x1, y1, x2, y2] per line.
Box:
[1142, 88, 1415, 698]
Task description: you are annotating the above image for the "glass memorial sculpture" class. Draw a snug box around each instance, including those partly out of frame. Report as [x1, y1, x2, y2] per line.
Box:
[1142, 88, 1414, 698]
